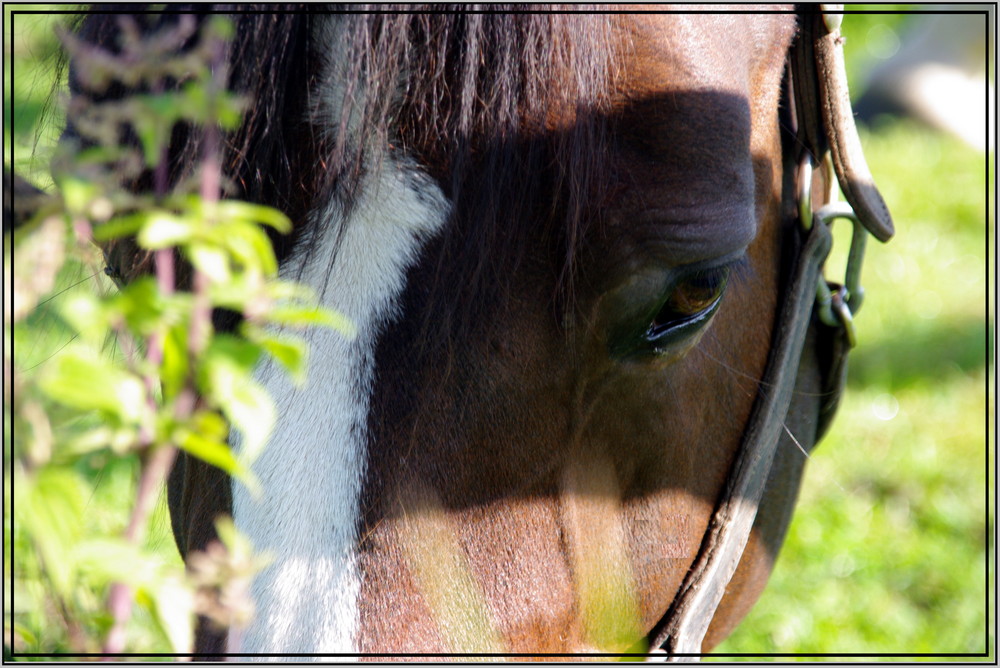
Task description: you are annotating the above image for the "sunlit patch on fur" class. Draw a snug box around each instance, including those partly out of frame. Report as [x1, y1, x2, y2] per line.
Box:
[396, 481, 508, 657]
[560, 451, 646, 654]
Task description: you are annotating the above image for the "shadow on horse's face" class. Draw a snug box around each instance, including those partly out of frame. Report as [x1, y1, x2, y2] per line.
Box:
[352, 21, 796, 656]
[150, 9, 813, 658]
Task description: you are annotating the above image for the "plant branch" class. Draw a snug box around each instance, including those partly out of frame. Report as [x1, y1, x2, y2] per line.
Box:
[101, 66, 182, 664]
[190, 29, 226, 360]
[101, 444, 177, 656]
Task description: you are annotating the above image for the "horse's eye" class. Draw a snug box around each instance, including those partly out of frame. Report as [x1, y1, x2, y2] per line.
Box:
[645, 266, 729, 349]
[605, 263, 733, 359]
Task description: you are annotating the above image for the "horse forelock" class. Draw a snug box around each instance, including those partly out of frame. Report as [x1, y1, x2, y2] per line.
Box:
[78, 7, 621, 347]
[301, 8, 620, 354]
[223, 8, 623, 655]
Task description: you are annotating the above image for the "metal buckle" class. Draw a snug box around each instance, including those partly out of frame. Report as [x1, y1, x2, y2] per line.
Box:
[812, 201, 868, 347]
[797, 154, 868, 348]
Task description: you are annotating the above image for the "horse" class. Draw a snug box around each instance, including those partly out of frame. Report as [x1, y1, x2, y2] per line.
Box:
[67, 4, 894, 659]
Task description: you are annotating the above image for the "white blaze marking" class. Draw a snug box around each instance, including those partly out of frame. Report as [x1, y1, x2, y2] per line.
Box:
[230, 159, 450, 659]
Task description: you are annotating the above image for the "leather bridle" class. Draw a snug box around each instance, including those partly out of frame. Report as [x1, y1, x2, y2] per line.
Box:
[649, 6, 895, 659]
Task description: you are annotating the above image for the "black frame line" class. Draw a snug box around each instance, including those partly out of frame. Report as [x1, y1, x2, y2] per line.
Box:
[4, 2, 995, 662]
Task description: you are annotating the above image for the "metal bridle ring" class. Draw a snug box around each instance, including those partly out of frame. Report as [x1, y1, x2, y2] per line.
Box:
[812, 201, 870, 347]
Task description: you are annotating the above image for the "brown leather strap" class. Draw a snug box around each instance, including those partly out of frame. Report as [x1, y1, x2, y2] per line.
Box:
[794, 7, 894, 432]
[650, 217, 834, 659]
[790, 15, 828, 162]
[799, 10, 895, 242]
[652, 8, 894, 659]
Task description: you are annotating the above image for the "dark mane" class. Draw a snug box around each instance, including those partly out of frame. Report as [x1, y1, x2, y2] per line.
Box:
[322, 7, 618, 348]
[71, 5, 618, 342]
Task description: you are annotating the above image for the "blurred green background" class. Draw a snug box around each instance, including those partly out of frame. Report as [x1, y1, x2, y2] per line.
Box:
[4, 4, 994, 660]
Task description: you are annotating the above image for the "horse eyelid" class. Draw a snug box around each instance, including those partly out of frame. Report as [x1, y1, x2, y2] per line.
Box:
[609, 255, 743, 360]
[644, 264, 733, 349]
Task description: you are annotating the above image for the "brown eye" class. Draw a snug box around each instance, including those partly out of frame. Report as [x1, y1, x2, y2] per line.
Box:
[646, 267, 729, 342]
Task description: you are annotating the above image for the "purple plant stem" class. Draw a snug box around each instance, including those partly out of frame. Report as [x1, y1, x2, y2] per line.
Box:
[190, 31, 226, 359]
[101, 254, 175, 655]
[104, 24, 231, 656]
[189, 121, 217, 357]
[102, 446, 177, 656]
[102, 55, 181, 663]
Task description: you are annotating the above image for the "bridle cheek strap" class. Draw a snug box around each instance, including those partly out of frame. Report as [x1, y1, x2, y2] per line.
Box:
[650, 219, 833, 659]
[811, 12, 895, 243]
[649, 7, 893, 660]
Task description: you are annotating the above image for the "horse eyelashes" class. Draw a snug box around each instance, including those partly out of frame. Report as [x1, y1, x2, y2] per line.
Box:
[606, 263, 731, 360]
[651, 268, 729, 328]
[645, 266, 730, 347]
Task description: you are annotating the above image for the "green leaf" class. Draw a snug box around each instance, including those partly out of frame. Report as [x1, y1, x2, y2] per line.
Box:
[266, 303, 357, 339]
[221, 380, 274, 469]
[207, 274, 260, 311]
[72, 538, 158, 587]
[213, 516, 243, 556]
[113, 277, 190, 338]
[174, 412, 260, 496]
[263, 279, 316, 302]
[204, 218, 279, 276]
[58, 176, 100, 217]
[187, 242, 232, 284]
[200, 334, 262, 377]
[61, 425, 141, 457]
[206, 15, 236, 42]
[242, 324, 307, 384]
[74, 143, 126, 166]
[15, 467, 88, 599]
[38, 345, 146, 423]
[137, 212, 194, 249]
[176, 428, 240, 477]
[75, 538, 195, 652]
[212, 200, 292, 234]
[92, 213, 146, 242]
[196, 337, 274, 468]
[231, 223, 279, 276]
[135, 90, 185, 120]
[184, 408, 228, 442]
[215, 93, 245, 131]
[131, 104, 175, 167]
[148, 575, 195, 653]
[177, 81, 210, 125]
[160, 324, 189, 402]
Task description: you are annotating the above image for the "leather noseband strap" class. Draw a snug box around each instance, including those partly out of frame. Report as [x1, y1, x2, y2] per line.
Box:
[649, 7, 894, 659]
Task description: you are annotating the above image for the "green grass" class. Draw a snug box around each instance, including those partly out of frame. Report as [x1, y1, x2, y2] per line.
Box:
[5, 7, 68, 187]
[710, 11, 993, 658]
[5, 7, 993, 661]
[712, 120, 991, 661]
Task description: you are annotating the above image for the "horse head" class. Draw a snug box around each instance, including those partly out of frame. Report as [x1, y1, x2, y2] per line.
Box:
[71, 5, 892, 659]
